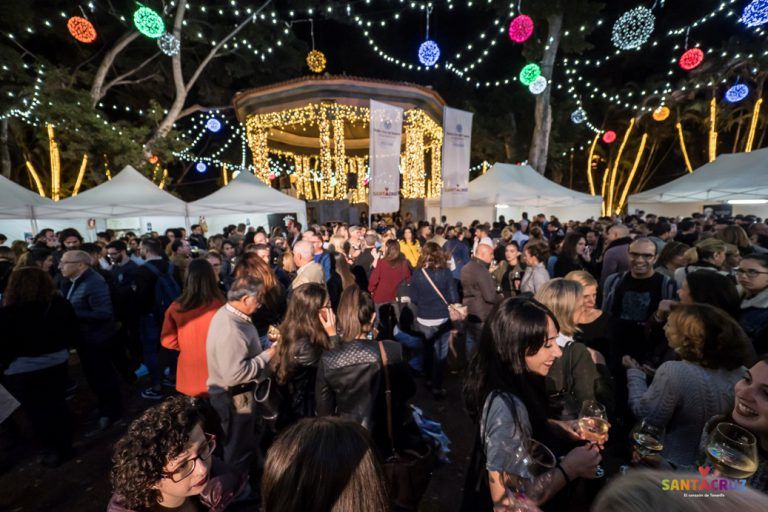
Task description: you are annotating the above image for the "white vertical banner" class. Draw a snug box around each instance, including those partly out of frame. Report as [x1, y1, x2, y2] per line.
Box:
[369, 99, 403, 214]
[441, 106, 473, 208]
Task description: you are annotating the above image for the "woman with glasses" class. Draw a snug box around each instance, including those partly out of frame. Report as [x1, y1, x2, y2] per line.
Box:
[109, 396, 247, 512]
[737, 254, 768, 354]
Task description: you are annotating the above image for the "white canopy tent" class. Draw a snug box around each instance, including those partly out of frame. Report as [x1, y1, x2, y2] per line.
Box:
[187, 170, 307, 234]
[426, 163, 601, 223]
[628, 147, 768, 217]
[0, 175, 55, 241]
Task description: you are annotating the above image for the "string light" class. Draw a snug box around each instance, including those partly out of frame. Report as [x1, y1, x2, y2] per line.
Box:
[709, 97, 718, 162]
[741, 0, 768, 27]
[25, 161, 46, 197]
[676, 122, 694, 173]
[509, 14, 534, 43]
[67, 16, 97, 43]
[586, 134, 600, 196]
[616, 133, 649, 213]
[133, 6, 165, 39]
[652, 106, 670, 121]
[529, 76, 548, 95]
[72, 154, 88, 196]
[725, 84, 749, 103]
[606, 118, 635, 214]
[679, 48, 704, 70]
[519, 63, 541, 86]
[158, 33, 180, 56]
[611, 6, 655, 50]
[746, 98, 763, 152]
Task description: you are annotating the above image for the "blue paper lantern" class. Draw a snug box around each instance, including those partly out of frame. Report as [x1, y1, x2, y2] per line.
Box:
[742, 0, 768, 27]
[571, 108, 587, 124]
[195, 162, 208, 173]
[206, 118, 222, 133]
[418, 40, 440, 66]
[725, 84, 749, 103]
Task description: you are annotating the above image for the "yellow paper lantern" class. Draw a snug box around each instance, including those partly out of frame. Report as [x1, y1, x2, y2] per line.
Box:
[306, 50, 326, 73]
[653, 106, 670, 122]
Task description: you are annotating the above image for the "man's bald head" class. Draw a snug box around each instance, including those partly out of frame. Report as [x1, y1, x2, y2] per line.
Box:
[475, 243, 494, 264]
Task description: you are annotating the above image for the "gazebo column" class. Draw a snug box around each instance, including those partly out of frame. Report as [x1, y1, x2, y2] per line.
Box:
[248, 127, 270, 183]
[403, 119, 425, 199]
[318, 110, 333, 200]
[332, 117, 347, 200]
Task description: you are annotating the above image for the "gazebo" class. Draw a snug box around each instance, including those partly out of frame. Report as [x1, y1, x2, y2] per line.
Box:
[233, 76, 446, 204]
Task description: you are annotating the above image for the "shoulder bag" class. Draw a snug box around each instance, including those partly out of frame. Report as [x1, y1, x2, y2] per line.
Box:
[421, 268, 467, 323]
[379, 341, 436, 511]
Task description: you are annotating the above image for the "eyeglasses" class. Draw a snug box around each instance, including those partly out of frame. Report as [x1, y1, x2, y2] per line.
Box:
[628, 252, 655, 260]
[163, 433, 216, 483]
[735, 268, 768, 278]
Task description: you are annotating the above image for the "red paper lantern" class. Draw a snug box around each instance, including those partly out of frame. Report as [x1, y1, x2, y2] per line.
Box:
[67, 16, 97, 43]
[148, 155, 159, 164]
[509, 15, 534, 43]
[679, 48, 704, 71]
[603, 131, 617, 144]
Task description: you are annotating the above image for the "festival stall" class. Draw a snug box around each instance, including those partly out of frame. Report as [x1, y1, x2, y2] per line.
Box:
[628, 147, 768, 217]
[426, 163, 602, 223]
[0, 175, 58, 241]
[187, 170, 307, 235]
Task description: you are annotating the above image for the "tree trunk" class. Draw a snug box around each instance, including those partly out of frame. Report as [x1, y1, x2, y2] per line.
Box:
[0, 118, 11, 178]
[528, 12, 563, 174]
[90, 31, 140, 107]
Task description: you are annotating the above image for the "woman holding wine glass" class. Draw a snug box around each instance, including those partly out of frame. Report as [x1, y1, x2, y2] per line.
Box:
[622, 303, 751, 467]
[461, 298, 603, 510]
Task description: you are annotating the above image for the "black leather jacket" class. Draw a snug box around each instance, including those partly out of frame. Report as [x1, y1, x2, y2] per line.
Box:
[274, 337, 322, 431]
[316, 339, 416, 451]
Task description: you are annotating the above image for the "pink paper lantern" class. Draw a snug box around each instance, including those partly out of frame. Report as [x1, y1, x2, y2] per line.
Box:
[603, 131, 617, 144]
[509, 15, 534, 43]
[679, 48, 704, 71]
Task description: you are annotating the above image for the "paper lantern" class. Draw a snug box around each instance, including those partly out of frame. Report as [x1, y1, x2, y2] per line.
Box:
[508, 15, 534, 43]
[67, 16, 97, 43]
[611, 6, 655, 50]
[148, 155, 159, 164]
[206, 118, 222, 133]
[679, 48, 704, 71]
[268, 172, 277, 181]
[603, 131, 617, 144]
[652, 106, 670, 122]
[742, 0, 768, 27]
[306, 50, 326, 73]
[519, 63, 541, 86]
[195, 162, 208, 173]
[571, 108, 587, 124]
[134, 6, 165, 39]
[528, 76, 548, 95]
[418, 40, 441, 66]
[158, 33, 180, 56]
[725, 84, 749, 103]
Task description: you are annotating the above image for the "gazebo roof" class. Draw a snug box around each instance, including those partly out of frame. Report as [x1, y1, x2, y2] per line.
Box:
[233, 75, 446, 124]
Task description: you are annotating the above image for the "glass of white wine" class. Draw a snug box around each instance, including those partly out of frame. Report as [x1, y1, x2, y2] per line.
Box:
[705, 422, 758, 480]
[577, 400, 609, 478]
[503, 439, 556, 508]
[631, 420, 665, 458]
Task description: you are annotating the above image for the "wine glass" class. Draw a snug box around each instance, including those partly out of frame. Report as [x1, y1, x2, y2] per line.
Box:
[577, 400, 609, 478]
[631, 420, 665, 458]
[704, 422, 758, 479]
[503, 439, 556, 509]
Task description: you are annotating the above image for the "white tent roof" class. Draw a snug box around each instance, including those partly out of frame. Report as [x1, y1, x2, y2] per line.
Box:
[630, 147, 768, 204]
[0, 174, 53, 219]
[36, 165, 189, 218]
[187, 170, 306, 218]
[462, 163, 601, 208]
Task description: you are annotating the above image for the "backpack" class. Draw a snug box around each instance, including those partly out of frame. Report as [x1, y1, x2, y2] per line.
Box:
[144, 262, 182, 318]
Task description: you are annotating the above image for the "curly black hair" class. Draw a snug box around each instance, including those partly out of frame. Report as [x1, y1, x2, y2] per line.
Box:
[110, 396, 204, 511]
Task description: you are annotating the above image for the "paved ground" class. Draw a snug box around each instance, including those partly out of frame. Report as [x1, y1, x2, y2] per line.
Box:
[0, 357, 474, 512]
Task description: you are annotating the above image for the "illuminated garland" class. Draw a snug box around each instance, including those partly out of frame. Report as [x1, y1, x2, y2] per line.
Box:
[67, 16, 97, 43]
[158, 33, 181, 56]
[611, 6, 655, 50]
[509, 15, 534, 43]
[742, 0, 768, 27]
[134, 6, 165, 39]
[679, 48, 704, 70]
[519, 63, 541, 86]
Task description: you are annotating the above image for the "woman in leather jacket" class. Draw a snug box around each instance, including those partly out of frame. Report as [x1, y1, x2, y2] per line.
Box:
[316, 286, 416, 451]
[272, 283, 338, 429]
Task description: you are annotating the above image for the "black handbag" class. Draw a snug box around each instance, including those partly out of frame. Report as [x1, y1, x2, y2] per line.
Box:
[378, 342, 436, 511]
[547, 343, 581, 420]
[253, 368, 284, 430]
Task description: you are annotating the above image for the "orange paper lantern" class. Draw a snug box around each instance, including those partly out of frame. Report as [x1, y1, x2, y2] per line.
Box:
[67, 16, 97, 43]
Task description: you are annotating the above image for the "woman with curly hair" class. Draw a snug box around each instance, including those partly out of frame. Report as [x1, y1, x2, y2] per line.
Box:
[622, 303, 753, 467]
[109, 396, 246, 512]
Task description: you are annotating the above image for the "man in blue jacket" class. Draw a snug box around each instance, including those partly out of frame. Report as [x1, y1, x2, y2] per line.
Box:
[60, 250, 122, 429]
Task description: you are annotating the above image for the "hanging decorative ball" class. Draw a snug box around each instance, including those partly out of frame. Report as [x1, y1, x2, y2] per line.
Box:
[158, 33, 180, 56]
[508, 15, 534, 43]
[603, 131, 617, 144]
[679, 48, 704, 71]
[148, 155, 159, 164]
[652, 106, 671, 122]
[742, 0, 768, 27]
[206, 118, 222, 133]
[519, 63, 541, 86]
[67, 16, 97, 43]
[725, 84, 750, 103]
[571, 108, 587, 124]
[232, 170, 242, 179]
[611, 6, 655, 50]
[418, 40, 441, 66]
[195, 162, 208, 173]
[306, 49, 327, 73]
[528, 76, 548, 95]
[134, 6, 165, 39]
[268, 172, 277, 181]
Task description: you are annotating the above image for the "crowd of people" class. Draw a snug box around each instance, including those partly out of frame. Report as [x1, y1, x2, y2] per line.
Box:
[2, 210, 768, 511]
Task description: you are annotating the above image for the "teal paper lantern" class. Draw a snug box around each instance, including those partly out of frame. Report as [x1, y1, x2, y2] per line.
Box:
[134, 6, 165, 39]
[519, 63, 541, 86]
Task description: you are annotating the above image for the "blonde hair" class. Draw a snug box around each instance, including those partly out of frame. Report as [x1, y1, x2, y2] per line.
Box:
[534, 278, 583, 336]
[565, 270, 597, 288]
[684, 237, 726, 264]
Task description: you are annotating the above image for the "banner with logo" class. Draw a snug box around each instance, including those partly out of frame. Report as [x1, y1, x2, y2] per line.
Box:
[369, 100, 403, 214]
[441, 107, 473, 208]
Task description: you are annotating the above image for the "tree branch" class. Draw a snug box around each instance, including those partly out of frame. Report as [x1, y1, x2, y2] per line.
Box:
[177, 104, 233, 120]
[90, 31, 141, 107]
[102, 52, 162, 96]
[111, 73, 161, 88]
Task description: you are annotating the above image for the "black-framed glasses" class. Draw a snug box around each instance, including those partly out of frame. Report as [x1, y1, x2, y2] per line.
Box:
[163, 433, 216, 483]
[735, 268, 768, 278]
